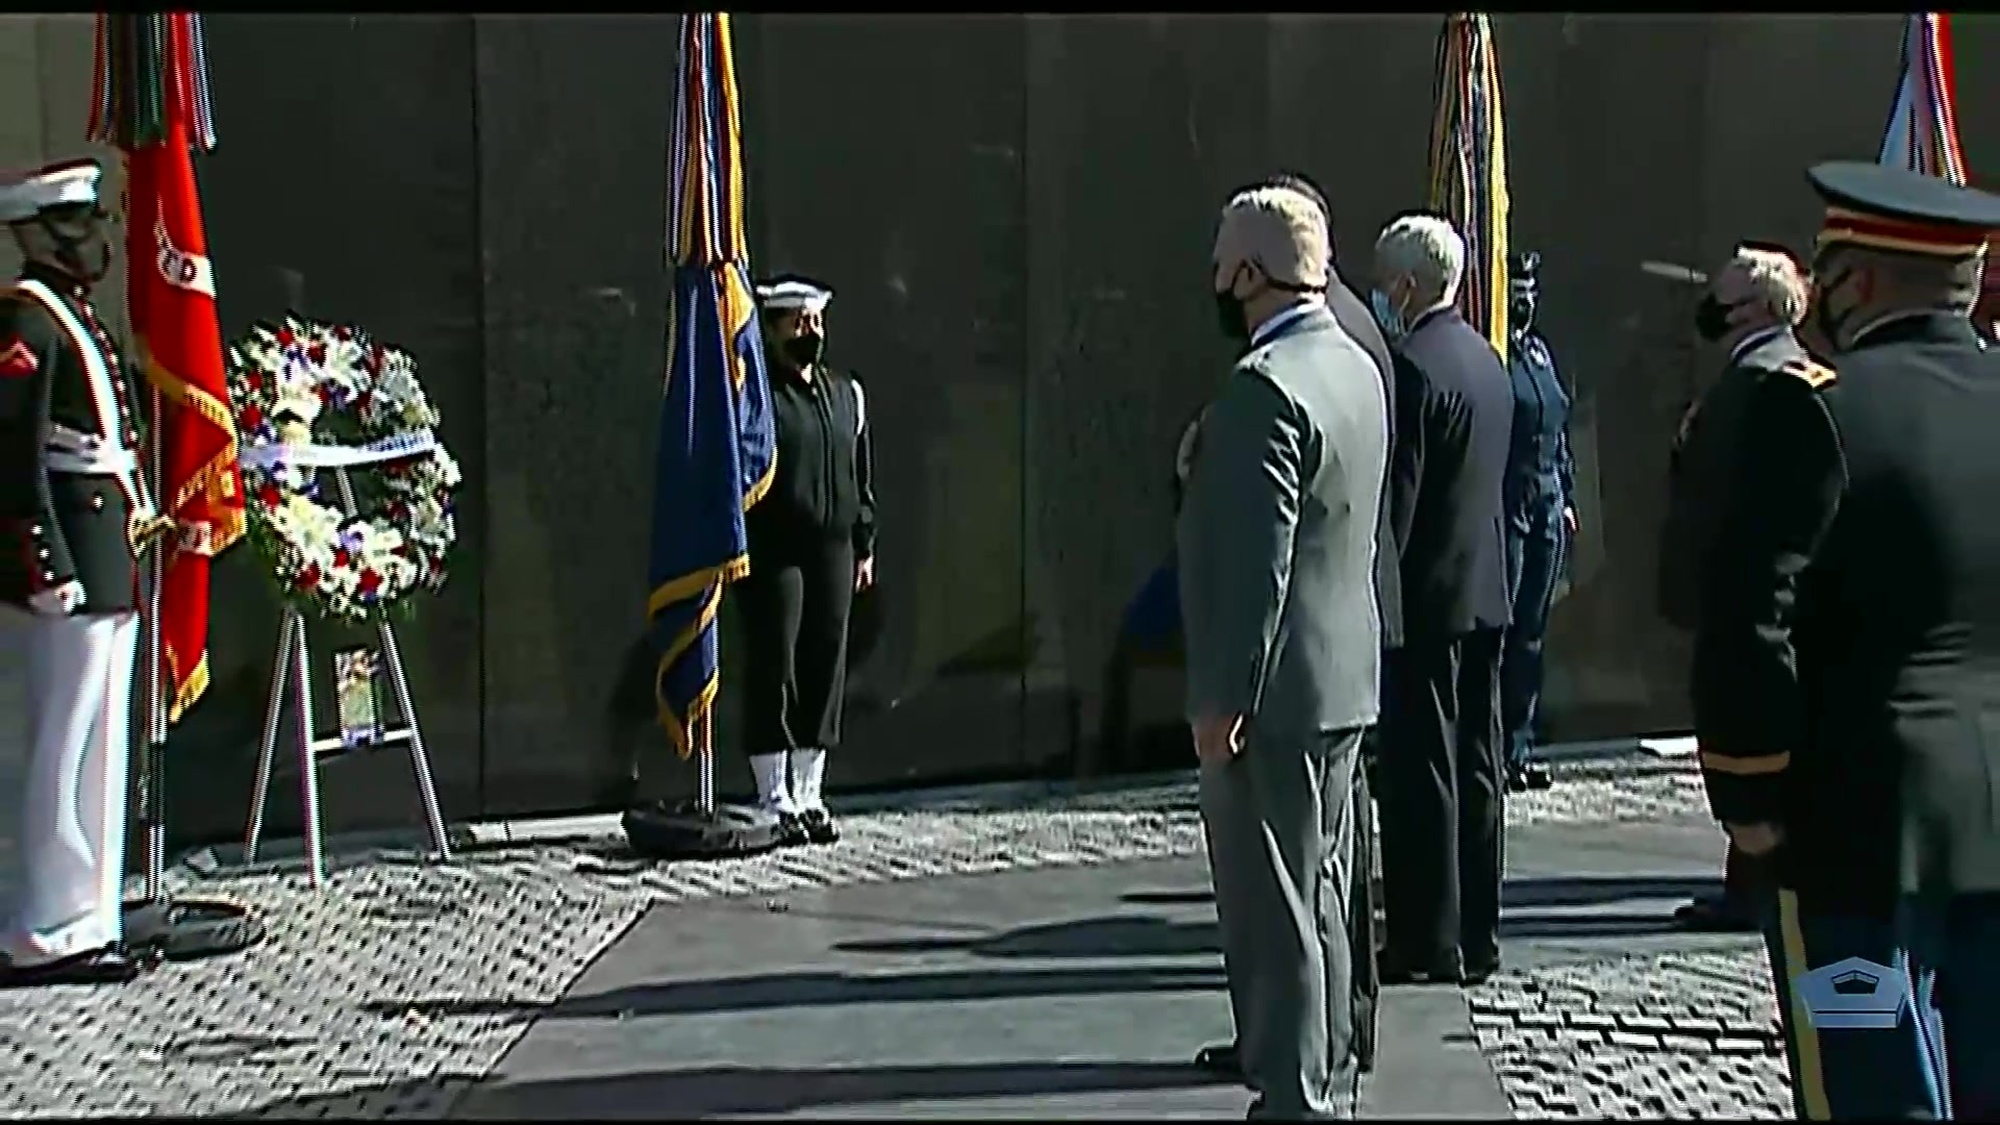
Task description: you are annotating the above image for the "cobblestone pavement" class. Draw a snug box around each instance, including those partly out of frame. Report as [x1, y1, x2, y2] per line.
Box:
[0, 752, 1719, 1118]
[1469, 950, 1791, 1119]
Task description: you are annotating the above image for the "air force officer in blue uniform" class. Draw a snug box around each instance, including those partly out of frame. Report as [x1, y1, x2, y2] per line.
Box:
[1499, 250, 1576, 793]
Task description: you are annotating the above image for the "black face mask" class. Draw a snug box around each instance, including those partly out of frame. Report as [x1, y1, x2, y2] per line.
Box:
[34, 212, 112, 286]
[783, 333, 824, 369]
[1811, 269, 1857, 350]
[1693, 294, 1734, 342]
[1509, 296, 1536, 332]
[1214, 288, 1249, 344]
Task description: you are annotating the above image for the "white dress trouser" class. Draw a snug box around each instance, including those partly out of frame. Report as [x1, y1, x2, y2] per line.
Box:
[4, 610, 137, 966]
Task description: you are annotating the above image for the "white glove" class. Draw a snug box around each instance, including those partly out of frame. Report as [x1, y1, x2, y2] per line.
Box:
[28, 581, 84, 617]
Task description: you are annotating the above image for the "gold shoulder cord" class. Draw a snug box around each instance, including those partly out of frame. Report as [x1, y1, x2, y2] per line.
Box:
[1779, 358, 1838, 390]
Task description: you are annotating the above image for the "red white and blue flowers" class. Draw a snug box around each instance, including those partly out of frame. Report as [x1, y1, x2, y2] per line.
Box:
[225, 316, 461, 622]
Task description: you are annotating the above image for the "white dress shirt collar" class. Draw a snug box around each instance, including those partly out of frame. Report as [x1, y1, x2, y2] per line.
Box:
[1728, 324, 1786, 366]
[1250, 299, 1321, 348]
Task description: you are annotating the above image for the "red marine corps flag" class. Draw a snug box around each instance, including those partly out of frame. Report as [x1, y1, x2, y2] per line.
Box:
[90, 14, 243, 723]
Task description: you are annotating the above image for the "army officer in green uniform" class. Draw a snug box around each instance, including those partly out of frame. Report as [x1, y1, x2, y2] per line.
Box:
[1694, 161, 2000, 1119]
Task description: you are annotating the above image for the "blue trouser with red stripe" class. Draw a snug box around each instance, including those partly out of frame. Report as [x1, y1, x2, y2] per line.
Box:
[1765, 889, 2000, 1119]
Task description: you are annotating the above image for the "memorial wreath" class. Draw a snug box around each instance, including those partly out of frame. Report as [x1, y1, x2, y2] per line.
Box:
[225, 316, 462, 623]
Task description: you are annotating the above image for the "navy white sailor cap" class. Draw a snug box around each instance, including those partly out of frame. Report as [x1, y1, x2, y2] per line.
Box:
[756, 274, 834, 313]
[0, 158, 103, 224]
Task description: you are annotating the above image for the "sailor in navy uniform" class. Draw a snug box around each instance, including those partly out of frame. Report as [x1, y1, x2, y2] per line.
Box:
[1696, 162, 2000, 1119]
[0, 158, 163, 986]
[738, 276, 876, 846]
[1498, 251, 1574, 794]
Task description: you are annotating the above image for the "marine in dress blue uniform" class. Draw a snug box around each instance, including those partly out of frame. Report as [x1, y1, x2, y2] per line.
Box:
[0, 160, 164, 986]
[1498, 251, 1574, 794]
[1695, 162, 2000, 1119]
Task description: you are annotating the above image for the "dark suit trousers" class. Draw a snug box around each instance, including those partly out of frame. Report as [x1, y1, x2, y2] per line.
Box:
[1376, 629, 1505, 971]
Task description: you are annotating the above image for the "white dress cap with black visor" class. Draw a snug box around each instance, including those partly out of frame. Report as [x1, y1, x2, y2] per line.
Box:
[0, 158, 104, 224]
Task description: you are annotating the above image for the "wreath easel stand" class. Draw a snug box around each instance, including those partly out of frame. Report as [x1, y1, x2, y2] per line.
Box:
[241, 462, 452, 887]
[231, 291, 456, 888]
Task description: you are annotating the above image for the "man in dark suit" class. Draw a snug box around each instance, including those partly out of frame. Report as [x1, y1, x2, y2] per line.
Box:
[1657, 241, 1812, 934]
[1180, 184, 1388, 1119]
[1366, 213, 1514, 986]
[1697, 161, 2000, 1119]
[1263, 173, 1403, 658]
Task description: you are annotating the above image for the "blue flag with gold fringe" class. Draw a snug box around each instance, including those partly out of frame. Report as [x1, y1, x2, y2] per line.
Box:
[648, 12, 777, 759]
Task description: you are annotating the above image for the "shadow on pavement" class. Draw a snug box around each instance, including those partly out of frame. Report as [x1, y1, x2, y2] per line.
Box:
[361, 962, 1226, 1025]
[834, 914, 1218, 959]
[1123, 889, 1214, 907]
[240, 1061, 1229, 1120]
[1498, 910, 1690, 939]
[445, 1061, 1227, 1119]
[1118, 875, 1723, 914]
[1500, 875, 1720, 909]
[822, 879, 1722, 960]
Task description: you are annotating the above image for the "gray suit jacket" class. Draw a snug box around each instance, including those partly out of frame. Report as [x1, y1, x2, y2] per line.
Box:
[1177, 303, 1390, 740]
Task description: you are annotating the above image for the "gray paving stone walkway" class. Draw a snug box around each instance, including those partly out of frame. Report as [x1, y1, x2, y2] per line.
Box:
[0, 739, 1780, 1119]
[1467, 816, 1786, 1118]
[449, 857, 1508, 1120]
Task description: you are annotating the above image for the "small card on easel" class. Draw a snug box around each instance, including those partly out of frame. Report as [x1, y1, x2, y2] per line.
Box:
[333, 645, 383, 750]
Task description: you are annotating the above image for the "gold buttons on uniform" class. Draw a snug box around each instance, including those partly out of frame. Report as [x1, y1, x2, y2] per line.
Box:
[89, 492, 105, 512]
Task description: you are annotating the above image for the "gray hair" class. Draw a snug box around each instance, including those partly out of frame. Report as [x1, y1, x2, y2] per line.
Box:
[1216, 186, 1331, 290]
[1732, 245, 1810, 327]
[1374, 214, 1466, 306]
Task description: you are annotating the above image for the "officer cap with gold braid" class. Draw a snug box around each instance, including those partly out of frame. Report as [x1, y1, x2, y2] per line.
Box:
[1811, 160, 2000, 262]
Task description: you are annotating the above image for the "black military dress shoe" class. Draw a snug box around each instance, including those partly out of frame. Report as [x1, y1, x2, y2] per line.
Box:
[1, 944, 151, 987]
[1507, 760, 1555, 792]
[771, 811, 811, 847]
[1462, 956, 1502, 987]
[797, 807, 840, 845]
[1378, 951, 1464, 986]
[1673, 894, 1759, 933]
[1194, 1040, 1245, 1083]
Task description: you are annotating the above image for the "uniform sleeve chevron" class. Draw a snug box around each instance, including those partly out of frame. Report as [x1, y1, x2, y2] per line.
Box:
[0, 338, 36, 379]
[1779, 358, 1838, 389]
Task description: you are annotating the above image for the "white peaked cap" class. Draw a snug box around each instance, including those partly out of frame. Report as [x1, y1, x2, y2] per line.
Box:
[757, 277, 834, 313]
[0, 159, 102, 224]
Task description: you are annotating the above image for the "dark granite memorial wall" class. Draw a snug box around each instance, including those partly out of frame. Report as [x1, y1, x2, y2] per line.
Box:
[158, 13, 2000, 846]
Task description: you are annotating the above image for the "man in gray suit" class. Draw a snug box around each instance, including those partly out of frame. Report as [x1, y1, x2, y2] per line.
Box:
[1179, 185, 1390, 1120]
